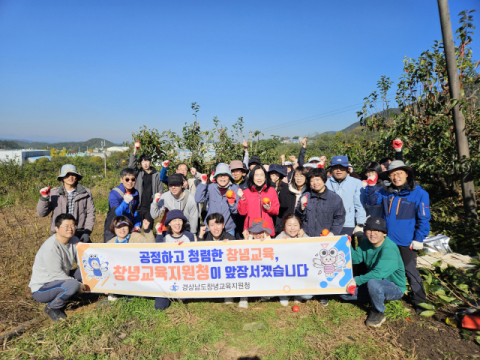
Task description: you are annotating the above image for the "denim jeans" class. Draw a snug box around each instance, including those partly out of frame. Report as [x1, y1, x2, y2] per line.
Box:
[340, 279, 403, 313]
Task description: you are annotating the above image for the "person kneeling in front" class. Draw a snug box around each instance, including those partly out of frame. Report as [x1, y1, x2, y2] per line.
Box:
[29, 214, 86, 322]
[340, 216, 406, 328]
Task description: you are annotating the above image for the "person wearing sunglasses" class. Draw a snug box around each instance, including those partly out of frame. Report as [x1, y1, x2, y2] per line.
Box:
[37, 164, 95, 243]
[103, 168, 141, 242]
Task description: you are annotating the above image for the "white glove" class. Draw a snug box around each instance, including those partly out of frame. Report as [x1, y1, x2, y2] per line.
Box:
[410, 241, 423, 251]
[135, 141, 141, 150]
[40, 186, 51, 198]
[162, 160, 170, 167]
[124, 194, 133, 204]
[80, 234, 90, 243]
[393, 139, 403, 152]
[154, 193, 162, 203]
[237, 188, 244, 199]
[353, 224, 364, 238]
[300, 195, 308, 211]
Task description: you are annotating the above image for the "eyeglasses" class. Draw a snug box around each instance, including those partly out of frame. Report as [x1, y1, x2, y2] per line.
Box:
[124, 178, 136, 182]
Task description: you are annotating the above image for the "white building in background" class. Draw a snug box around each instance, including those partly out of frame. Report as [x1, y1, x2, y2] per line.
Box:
[0, 150, 51, 165]
[107, 146, 129, 152]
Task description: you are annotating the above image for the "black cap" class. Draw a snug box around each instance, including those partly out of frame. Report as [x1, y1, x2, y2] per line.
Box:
[248, 156, 262, 167]
[364, 216, 387, 233]
[168, 174, 184, 186]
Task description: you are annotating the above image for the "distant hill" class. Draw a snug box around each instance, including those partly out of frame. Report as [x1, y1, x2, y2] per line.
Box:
[0, 140, 22, 150]
[337, 107, 401, 134]
[12, 138, 119, 151]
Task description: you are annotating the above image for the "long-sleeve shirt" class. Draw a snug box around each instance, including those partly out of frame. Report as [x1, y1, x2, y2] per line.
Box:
[326, 176, 366, 228]
[29, 235, 80, 292]
[352, 236, 407, 293]
[150, 190, 199, 234]
[365, 183, 431, 246]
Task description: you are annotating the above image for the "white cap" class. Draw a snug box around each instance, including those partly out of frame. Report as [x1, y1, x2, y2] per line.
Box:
[303, 163, 315, 168]
[284, 161, 292, 166]
[308, 157, 321, 163]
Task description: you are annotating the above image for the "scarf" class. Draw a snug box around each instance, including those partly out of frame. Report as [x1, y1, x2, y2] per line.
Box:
[115, 234, 131, 243]
[288, 183, 303, 207]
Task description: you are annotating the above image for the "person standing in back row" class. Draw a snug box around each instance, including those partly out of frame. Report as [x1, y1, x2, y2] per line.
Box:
[37, 164, 95, 242]
[325, 156, 366, 236]
[129, 141, 164, 230]
[365, 160, 430, 314]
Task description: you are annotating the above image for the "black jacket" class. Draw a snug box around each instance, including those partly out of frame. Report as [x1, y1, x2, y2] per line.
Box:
[295, 187, 346, 236]
[274, 182, 293, 233]
[198, 230, 237, 241]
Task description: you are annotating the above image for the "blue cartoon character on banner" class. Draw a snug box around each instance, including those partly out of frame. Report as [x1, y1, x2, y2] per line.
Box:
[313, 243, 346, 278]
[83, 254, 109, 280]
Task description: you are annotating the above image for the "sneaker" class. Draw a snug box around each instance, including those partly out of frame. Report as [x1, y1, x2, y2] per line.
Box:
[319, 298, 329, 307]
[279, 299, 289, 307]
[366, 309, 386, 327]
[261, 297, 271, 302]
[44, 306, 67, 322]
[293, 296, 302, 304]
[239, 297, 248, 309]
[108, 294, 119, 302]
[224, 297, 234, 304]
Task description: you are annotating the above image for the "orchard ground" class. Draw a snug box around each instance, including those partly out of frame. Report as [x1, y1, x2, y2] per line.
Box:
[1, 186, 479, 359]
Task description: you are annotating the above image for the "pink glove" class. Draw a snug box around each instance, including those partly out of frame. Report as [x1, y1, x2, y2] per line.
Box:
[40, 186, 51, 197]
[393, 139, 403, 152]
[366, 174, 378, 186]
[162, 160, 170, 167]
[226, 191, 236, 205]
[135, 141, 140, 150]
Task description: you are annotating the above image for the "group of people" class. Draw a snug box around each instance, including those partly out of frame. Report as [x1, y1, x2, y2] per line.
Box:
[30, 137, 431, 328]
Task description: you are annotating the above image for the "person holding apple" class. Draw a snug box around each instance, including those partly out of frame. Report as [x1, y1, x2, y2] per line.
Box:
[195, 163, 240, 236]
[296, 167, 346, 238]
[237, 164, 280, 237]
[103, 168, 141, 242]
[37, 164, 95, 242]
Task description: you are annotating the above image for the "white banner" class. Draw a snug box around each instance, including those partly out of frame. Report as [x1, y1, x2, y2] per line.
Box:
[77, 236, 352, 298]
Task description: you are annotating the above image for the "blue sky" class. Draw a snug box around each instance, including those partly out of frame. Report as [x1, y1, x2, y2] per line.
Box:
[0, 0, 478, 144]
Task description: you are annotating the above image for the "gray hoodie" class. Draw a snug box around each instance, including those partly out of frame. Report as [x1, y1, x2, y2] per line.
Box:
[150, 190, 198, 234]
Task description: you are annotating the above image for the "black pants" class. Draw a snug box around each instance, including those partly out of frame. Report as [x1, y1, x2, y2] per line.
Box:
[398, 245, 426, 307]
[340, 227, 355, 236]
[138, 208, 154, 231]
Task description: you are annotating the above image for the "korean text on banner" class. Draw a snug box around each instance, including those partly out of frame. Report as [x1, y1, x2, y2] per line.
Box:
[77, 236, 352, 298]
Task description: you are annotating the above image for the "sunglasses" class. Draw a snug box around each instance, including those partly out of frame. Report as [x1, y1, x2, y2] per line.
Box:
[124, 178, 136, 182]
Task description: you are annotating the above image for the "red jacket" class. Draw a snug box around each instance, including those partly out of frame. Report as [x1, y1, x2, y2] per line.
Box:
[237, 185, 280, 236]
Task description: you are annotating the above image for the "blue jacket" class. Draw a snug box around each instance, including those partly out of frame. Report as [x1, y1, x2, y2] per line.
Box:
[195, 182, 240, 232]
[365, 183, 431, 247]
[360, 184, 384, 218]
[159, 167, 168, 184]
[108, 184, 141, 228]
[295, 187, 346, 236]
[326, 176, 366, 228]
